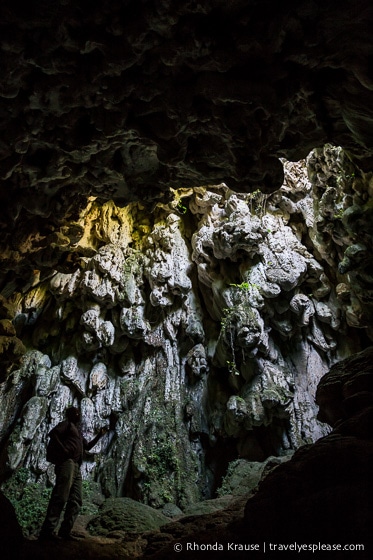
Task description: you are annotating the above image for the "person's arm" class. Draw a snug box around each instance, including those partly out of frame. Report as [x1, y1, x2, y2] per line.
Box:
[84, 427, 108, 451]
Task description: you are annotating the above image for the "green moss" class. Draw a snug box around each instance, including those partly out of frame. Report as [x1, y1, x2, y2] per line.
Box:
[138, 400, 201, 509]
[148, 440, 179, 475]
[143, 435, 181, 507]
[333, 208, 345, 220]
[177, 201, 188, 214]
[229, 282, 260, 291]
[80, 480, 104, 515]
[217, 459, 241, 497]
[87, 497, 169, 536]
[336, 171, 355, 185]
[217, 459, 265, 497]
[2, 468, 51, 536]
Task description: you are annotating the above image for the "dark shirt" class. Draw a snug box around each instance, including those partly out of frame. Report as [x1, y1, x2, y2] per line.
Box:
[49, 420, 85, 465]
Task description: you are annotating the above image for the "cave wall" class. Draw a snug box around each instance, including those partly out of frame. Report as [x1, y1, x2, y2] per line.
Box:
[1, 145, 371, 510]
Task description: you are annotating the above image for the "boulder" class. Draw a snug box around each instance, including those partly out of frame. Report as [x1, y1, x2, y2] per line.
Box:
[87, 497, 170, 536]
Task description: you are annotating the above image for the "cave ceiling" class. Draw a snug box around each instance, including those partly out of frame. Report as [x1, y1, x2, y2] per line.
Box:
[1, 0, 373, 287]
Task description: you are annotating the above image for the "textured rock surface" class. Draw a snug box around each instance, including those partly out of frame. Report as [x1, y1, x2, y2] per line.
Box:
[88, 497, 169, 536]
[1, 0, 373, 298]
[1, 149, 371, 525]
[0, 152, 372, 557]
[0, 295, 26, 381]
[316, 346, 373, 428]
[216, 455, 292, 497]
[139, 348, 373, 559]
[307, 146, 373, 334]
[1, 159, 322, 508]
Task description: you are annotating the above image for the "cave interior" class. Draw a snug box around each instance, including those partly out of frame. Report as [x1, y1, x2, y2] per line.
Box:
[0, 0, 373, 558]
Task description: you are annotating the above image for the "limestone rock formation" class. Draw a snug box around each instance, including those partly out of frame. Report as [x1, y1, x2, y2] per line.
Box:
[241, 347, 373, 548]
[87, 497, 170, 537]
[316, 346, 373, 429]
[215, 454, 292, 498]
[2, 148, 371, 528]
[0, 295, 26, 381]
[140, 347, 373, 559]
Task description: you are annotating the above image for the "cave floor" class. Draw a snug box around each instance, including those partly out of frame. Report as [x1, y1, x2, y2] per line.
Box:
[14, 496, 250, 560]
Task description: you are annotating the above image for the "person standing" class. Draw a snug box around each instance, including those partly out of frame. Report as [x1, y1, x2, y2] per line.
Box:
[39, 406, 107, 541]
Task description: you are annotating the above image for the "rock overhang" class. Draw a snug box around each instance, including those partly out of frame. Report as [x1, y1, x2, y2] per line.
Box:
[1, 0, 373, 297]
[0, 0, 373, 223]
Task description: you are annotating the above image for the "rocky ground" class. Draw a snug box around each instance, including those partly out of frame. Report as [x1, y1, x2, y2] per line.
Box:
[8, 495, 248, 560]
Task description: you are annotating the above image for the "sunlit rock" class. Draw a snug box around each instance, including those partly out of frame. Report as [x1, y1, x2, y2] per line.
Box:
[61, 356, 87, 396]
[89, 362, 108, 394]
[19, 396, 48, 441]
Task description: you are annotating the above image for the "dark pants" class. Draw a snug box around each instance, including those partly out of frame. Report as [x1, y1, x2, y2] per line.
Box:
[40, 459, 82, 537]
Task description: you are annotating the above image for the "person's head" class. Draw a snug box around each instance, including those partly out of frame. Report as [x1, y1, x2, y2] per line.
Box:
[66, 406, 81, 424]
